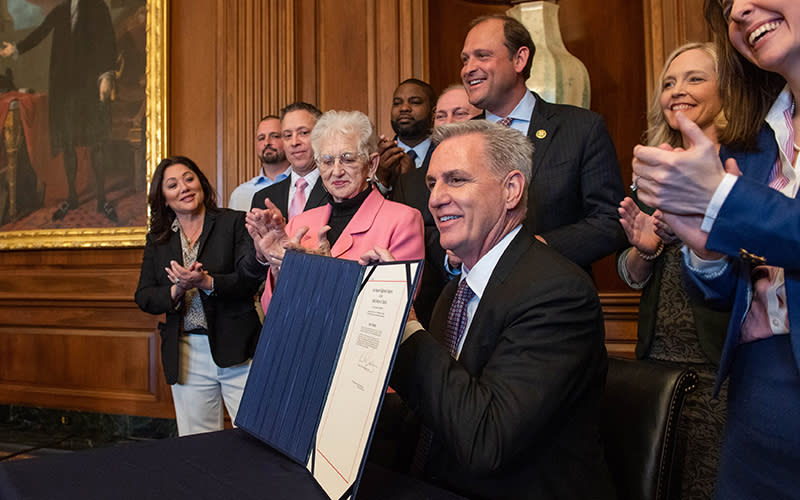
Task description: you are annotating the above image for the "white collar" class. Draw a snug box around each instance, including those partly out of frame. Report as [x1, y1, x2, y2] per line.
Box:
[486, 90, 536, 123]
[461, 225, 522, 300]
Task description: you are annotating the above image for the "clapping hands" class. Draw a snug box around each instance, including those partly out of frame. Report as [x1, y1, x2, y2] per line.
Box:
[618, 197, 663, 255]
[165, 260, 212, 301]
[247, 200, 335, 278]
[246, 199, 290, 267]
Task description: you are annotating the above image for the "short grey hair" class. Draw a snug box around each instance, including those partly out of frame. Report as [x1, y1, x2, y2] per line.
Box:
[431, 120, 532, 186]
[311, 110, 378, 160]
[438, 82, 468, 101]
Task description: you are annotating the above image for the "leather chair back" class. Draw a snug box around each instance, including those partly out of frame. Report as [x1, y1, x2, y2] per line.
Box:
[601, 358, 697, 500]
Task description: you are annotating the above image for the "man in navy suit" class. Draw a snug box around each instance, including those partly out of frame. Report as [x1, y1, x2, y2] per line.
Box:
[460, 15, 627, 271]
[250, 102, 328, 218]
[365, 120, 614, 499]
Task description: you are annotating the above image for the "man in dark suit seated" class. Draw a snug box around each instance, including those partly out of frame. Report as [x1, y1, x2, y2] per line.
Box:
[250, 102, 328, 218]
[363, 120, 615, 499]
[459, 15, 627, 272]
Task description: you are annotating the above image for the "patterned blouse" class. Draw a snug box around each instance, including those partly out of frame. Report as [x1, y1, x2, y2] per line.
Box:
[171, 218, 208, 333]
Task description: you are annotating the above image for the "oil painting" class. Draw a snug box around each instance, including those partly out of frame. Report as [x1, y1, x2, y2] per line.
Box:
[0, 0, 166, 248]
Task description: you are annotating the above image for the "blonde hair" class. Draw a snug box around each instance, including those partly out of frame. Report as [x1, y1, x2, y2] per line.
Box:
[646, 42, 726, 148]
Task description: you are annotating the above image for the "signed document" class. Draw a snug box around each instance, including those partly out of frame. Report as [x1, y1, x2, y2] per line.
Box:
[310, 264, 416, 499]
[235, 252, 422, 500]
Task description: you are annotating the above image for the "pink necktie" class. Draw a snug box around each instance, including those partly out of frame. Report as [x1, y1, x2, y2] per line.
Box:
[497, 116, 513, 127]
[288, 177, 308, 219]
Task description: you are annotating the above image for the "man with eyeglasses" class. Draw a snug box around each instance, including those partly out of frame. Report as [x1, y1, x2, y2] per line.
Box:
[250, 102, 329, 220]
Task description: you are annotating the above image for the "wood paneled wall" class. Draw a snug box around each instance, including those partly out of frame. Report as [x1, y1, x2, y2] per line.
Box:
[0, 248, 172, 417]
[0, 0, 704, 418]
[643, 0, 711, 103]
[216, 0, 428, 204]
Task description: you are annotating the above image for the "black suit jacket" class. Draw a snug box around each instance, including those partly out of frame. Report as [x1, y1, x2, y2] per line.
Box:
[516, 94, 627, 268]
[392, 146, 446, 329]
[391, 230, 615, 499]
[250, 175, 329, 218]
[17, 0, 116, 151]
[135, 209, 262, 385]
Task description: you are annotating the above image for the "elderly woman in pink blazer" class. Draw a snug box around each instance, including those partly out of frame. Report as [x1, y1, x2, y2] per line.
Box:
[246, 110, 425, 313]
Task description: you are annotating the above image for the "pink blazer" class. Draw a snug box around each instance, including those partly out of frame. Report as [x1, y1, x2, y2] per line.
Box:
[261, 188, 425, 312]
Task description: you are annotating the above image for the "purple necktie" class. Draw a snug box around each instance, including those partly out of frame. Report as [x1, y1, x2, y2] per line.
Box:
[444, 279, 475, 357]
[288, 177, 308, 220]
[412, 279, 475, 475]
[497, 116, 513, 127]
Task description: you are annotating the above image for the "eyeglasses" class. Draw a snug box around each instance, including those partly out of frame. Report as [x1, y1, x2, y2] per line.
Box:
[316, 152, 365, 169]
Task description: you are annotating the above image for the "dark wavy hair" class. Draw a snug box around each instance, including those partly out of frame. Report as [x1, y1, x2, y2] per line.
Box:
[147, 156, 218, 243]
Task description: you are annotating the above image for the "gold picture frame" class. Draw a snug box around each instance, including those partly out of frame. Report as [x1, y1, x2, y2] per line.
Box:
[0, 0, 167, 250]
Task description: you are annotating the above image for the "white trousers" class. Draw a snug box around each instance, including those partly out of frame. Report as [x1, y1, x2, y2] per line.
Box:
[170, 334, 251, 436]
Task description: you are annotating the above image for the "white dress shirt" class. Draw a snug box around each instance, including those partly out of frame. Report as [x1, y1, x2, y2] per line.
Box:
[287, 169, 321, 211]
[455, 225, 522, 358]
[397, 137, 432, 169]
[486, 91, 536, 136]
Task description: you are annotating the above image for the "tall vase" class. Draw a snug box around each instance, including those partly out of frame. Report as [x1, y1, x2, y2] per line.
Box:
[508, 1, 591, 108]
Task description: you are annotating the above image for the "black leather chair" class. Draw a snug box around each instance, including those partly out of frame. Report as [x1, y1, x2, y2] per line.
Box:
[601, 357, 698, 500]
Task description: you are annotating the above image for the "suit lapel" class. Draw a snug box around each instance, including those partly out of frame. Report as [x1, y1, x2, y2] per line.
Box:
[168, 227, 183, 265]
[275, 178, 291, 219]
[430, 279, 458, 346]
[474, 96, 557, 180]
[420, 145, 434, 171]
[459, 231, 534, 369]
[723, 125, 779, 184]
[196, 210, 216, 258]
[330, 189, 384, 257]
[527, 93, 558, 180]
[716, 125, 784, 384]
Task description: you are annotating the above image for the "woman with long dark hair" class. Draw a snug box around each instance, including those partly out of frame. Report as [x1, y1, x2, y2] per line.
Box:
[135, 156, 261, 436]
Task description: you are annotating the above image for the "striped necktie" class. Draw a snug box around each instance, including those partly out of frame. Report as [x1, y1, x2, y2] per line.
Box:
[412, 279, 475, 475]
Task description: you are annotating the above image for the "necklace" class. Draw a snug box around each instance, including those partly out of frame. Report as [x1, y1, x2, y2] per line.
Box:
[180, 222, 203, 245]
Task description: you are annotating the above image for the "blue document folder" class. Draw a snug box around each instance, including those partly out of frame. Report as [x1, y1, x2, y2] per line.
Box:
[236, 251, 422, 500]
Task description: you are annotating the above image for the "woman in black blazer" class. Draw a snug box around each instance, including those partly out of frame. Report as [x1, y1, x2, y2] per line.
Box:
[135, 156, 261, 436]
